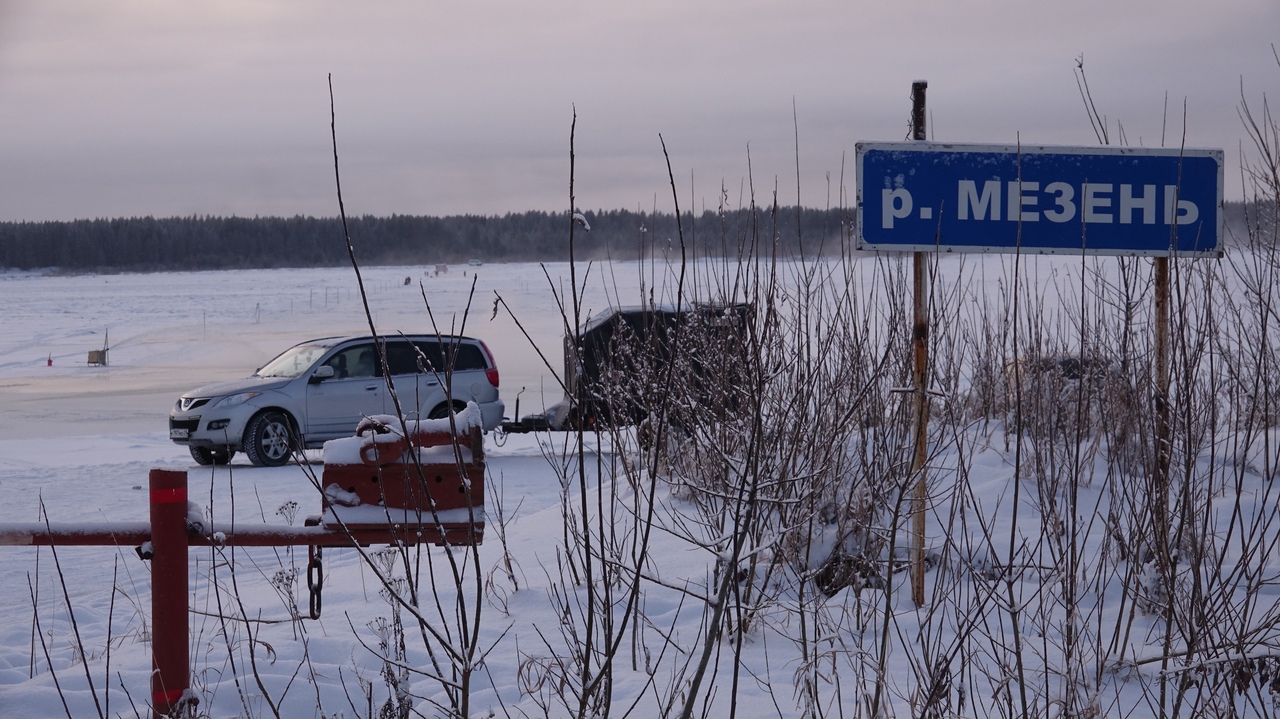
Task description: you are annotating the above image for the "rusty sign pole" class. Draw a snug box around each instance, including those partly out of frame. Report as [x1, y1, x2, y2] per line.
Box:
[909, 80, 930, 608]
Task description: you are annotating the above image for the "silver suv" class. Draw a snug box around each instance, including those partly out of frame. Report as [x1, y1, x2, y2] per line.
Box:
[169, 334, 504, 466]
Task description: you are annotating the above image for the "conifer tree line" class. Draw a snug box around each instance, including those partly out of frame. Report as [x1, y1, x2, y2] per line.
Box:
[1, 201, 1263, 272]
[0, 206, 853, 272]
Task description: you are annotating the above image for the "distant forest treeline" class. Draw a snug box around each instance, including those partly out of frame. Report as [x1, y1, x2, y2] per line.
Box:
[0, 201, 1266, 273]
[0, 207, 853, 273]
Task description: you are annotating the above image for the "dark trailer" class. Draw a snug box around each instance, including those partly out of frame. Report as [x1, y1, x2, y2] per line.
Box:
[502, 303, 753, 433]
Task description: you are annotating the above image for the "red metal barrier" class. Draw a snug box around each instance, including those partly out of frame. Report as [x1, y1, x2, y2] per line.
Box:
[0, 422, 486, 718]
[150, 468, 190, 716]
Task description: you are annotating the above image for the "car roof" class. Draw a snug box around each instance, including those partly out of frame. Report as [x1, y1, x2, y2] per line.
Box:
[298, 334, 480, 347]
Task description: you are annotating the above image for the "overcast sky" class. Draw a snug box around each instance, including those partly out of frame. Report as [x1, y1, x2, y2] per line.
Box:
[1, 1, 1276, 222]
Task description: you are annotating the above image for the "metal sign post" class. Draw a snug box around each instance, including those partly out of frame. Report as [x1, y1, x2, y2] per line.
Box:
[150, 469, 191, 715]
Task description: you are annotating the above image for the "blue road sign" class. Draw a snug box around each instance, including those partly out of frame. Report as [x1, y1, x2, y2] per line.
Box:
[856, 142, 1223, 256]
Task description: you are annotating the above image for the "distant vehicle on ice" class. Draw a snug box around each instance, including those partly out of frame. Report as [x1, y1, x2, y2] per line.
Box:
[170, 334, 504, 467]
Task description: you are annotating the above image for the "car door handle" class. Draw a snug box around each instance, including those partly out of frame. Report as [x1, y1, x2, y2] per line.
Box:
[365, 385, 379, 391]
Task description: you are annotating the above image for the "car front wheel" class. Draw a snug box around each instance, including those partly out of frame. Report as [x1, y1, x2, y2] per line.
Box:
[243, 411, 296, 467]
[190, 445, 234, 466]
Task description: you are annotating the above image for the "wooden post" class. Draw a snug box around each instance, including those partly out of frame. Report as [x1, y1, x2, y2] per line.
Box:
[1153, 257, 1171, 561]
[909, 80, 930, 608]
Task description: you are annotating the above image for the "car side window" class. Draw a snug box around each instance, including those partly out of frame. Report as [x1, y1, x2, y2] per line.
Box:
[413, 341, 446, 374]
[325, 344, 379, 379]
[323, 352, 350, 379]
[385, 341, 422, 376]
[405, 340, 487, 374]
[336, 339, 484, 378]
[452, 344, 486, 371]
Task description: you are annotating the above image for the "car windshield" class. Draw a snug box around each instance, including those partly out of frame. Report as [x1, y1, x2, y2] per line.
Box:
[255, 343, 332, 378]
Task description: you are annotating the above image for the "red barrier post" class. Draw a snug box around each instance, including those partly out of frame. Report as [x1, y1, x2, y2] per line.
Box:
[149, 469, 189, 717]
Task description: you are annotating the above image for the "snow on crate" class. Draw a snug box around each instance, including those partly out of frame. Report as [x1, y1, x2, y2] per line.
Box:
[322, 405, 483, 466]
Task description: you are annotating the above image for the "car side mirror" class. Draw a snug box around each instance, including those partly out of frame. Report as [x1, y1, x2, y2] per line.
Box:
[310, 365, 336, 383]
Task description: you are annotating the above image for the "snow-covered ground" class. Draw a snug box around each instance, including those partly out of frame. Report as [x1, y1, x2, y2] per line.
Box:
[0, 263, 596, 717]
[1, 256, 1278, 718]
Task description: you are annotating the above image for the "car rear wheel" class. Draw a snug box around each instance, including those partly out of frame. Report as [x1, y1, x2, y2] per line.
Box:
[190, 446, 234, 466]
[428, 402, 466, 421]
[243, 411, 296, 467]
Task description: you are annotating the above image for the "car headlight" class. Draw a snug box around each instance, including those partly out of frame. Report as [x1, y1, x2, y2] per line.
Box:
[178, 397, 211, 412]
[212, 392, 261, 409]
